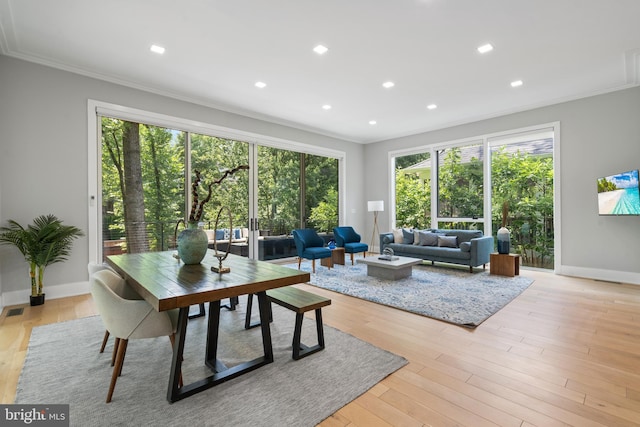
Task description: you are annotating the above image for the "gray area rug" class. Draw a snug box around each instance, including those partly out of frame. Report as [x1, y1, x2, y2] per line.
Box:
[290, 261, 534, 327]
[16, 304, 406, 426]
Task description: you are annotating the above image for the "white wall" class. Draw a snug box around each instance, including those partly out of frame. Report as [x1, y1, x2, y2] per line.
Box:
[364, 85, 640, 284]
[0, 55, 365, 305]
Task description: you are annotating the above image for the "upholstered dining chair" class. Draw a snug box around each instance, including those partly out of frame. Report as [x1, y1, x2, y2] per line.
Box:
[333, 226, 369, 265]
[90, 269, 180, 403]
[292, 228, 332, 273]
[88, 262, 143, 355]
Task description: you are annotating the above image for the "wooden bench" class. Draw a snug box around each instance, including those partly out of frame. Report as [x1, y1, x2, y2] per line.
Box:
[245, 286, 332, 360]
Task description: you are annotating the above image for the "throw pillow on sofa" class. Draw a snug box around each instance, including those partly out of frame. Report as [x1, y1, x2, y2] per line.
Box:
[392, 228, 404, 243]
[417, 231, 439, 246]
[437, 235, 458, 248]
[402, 228, 414, 244]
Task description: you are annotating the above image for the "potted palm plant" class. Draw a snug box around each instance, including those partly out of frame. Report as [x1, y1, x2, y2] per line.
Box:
[0, 214, 84, 305]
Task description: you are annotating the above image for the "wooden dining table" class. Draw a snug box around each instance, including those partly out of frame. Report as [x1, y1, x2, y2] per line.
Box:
[106, 250, 310, 403]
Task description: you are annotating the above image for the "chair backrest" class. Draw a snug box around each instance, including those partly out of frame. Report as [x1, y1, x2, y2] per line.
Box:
[91, 269, 175, 340]
[88, 262, 141, 300]
[333, 226, 361, 246]
[292, 229, 324, 257]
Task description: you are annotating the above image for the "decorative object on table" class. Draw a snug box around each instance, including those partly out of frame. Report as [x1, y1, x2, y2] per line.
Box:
[367, 200, 384, 253]
[497, 201, 511, 254]
[328, 238, 336, 249]
[176, 165, 249, 265]
[175, 219, 208, 265]
[378, 247, 398, 261]
[211, 206, 232, 274]
[0, 214, 84, 306]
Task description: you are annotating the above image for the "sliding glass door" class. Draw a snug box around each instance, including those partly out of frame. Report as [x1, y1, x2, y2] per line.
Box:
[101, 118, 186, 257]
[255, 146, 339, 261]
[97, 112, 339, 263]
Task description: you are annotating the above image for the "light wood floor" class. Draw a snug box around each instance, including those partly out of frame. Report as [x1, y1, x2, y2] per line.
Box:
[2, 268, 640, 426]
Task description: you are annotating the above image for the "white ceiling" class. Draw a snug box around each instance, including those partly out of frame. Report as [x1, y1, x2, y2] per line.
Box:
[2, 0, 639, 144]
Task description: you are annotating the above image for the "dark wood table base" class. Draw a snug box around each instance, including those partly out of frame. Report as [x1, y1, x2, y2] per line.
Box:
[167, 291, 273, 403]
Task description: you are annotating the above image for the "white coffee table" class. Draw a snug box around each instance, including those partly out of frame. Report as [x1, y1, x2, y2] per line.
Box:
[357, 256, 423, 280]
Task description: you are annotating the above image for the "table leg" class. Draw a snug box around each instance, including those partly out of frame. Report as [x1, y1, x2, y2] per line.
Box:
[167, 307, 189, 403]
[167, 293, 274, 403]
[257, 291, 274, 363]
[205, 301, 224, 372]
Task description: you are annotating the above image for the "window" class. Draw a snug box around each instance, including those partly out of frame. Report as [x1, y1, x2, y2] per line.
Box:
[90, 101, 344, 263]
[436, 142, 483, 229]
[390, 125, 558, 269]
[489, 134, 554, 268]
[394, 152, 431, 229]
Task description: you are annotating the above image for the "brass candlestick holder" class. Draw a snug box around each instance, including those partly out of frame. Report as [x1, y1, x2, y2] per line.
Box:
[211, 206, 232, 274]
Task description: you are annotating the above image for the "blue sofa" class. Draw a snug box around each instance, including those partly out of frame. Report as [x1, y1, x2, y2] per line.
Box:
[380, 228, 493, 272]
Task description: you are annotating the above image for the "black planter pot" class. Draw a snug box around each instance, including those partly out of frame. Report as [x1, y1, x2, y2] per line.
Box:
[30, 293, 45, 306]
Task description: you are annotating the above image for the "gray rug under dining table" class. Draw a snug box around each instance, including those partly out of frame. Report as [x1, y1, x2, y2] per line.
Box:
[15, 302, 406, 427]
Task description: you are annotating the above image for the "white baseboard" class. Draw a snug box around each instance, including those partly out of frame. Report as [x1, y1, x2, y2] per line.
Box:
[1, 281, 90, 307]
[558, 265, 640, 285]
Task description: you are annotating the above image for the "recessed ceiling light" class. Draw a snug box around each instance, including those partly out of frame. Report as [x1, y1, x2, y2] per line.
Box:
[382, 81, 395, 89]
[255, 81, 267, 89]
[369, 120, 377, 125]
[322, 104, 332, 110]
[313, 45, 329, 55]
[477, 43, 493, 54]
[150, 44, 165, 54]
[427, 104, 438, 110]
[510, 80, 524, 87]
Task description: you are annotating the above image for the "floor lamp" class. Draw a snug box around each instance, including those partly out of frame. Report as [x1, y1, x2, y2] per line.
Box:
[368, 200, 384, 254]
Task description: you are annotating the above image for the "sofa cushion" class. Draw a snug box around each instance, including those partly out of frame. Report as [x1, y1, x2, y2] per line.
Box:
[442, 229, 483, 244]
[402, 228, 414, 244]
[438, 235, 458, 248]
[460, 241, 471, 252]
[387, 243, 470, 261]
[417, 231, 439, 246]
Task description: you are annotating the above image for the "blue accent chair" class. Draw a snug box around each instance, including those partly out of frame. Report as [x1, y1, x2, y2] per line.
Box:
[292, 229, 332, 273]
[333, 226, 368, 265]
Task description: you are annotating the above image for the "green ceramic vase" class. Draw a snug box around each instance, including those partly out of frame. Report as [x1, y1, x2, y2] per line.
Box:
[177, 222, 208, 264]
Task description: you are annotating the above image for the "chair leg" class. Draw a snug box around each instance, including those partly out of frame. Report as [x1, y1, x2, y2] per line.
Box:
[350, 253, 355, 265]
[297, 257, 302, 270]
[100, 330, 110, 353]
[111, 338, 120, 366]
[312, 259, 316, 273]
[117, 343, 128, 377]
[107, 338, 128, 403]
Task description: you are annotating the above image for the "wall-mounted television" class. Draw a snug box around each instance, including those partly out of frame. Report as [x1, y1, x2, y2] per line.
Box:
[597, 169, 640, 215]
